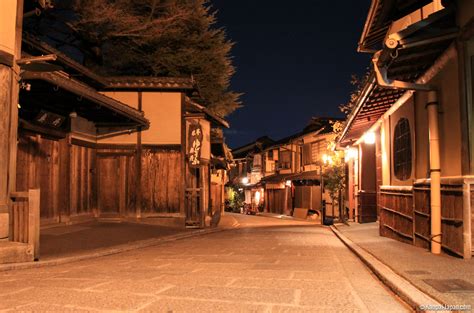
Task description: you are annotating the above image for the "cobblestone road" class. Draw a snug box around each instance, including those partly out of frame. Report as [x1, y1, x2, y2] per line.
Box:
[0, 215, 409, 312]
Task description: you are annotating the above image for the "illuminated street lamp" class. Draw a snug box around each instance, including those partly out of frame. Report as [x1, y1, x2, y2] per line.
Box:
[241, 177, 249, 185]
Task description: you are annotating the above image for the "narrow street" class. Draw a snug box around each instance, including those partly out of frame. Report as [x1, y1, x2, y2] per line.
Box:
[0, 215, 409, 312]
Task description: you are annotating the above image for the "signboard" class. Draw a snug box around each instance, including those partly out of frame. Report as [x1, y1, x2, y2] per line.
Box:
[34, 110, 66, 128]
[188, 121, 203, 168]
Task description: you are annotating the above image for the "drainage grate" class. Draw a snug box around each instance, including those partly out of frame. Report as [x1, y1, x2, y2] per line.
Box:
[406, 270, 431, 275]
[423, 279, 474, 293]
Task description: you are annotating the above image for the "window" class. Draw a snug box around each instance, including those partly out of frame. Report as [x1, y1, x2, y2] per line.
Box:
[393, 118, 412, 180]
[268, 150, 273, 160]
[302, 144, 311, 165]
[311, 140, 325, 163]
[253, 154, 261, 166]
[279, 151, 291, 169]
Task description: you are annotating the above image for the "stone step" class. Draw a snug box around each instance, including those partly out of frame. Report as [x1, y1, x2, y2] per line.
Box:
[0, 241, 34, 264]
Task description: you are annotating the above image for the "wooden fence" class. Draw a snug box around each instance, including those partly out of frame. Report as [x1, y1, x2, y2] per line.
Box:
[379, 187, 414, 245]
[379, 179, 471, 258]
[413, 181, 465, 256]
[10, 189, 40, 260]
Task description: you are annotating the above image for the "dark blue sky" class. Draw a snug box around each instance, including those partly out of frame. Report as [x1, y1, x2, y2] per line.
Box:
[212, 1, 371, 148]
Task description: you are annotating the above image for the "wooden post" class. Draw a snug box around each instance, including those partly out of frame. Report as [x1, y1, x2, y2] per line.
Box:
[119, 156, 126, 217]
[0, 0, 24, 240]
[28, 189, 40, 260]
[221, 171, 225, 214]
[180, 94, 186, 218]
[67, 135, 74, 222]
[0, 65, 13, 232]
[462, 180, 472, 259]
[200, 167, 205, 228]
[135, 92, 143, 218]
[59, 137, 71, 222]
[208, 165, 211, 216]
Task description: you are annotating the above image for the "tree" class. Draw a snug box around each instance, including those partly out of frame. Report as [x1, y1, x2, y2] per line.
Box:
[322, 121, 346, 222]
[339, 71, 370, 116]
[28, 0, 241, 116]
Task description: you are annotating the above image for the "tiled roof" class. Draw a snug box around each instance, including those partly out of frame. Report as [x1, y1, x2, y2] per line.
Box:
[23, 33, 195, 91]
[106, 76, 194, 90]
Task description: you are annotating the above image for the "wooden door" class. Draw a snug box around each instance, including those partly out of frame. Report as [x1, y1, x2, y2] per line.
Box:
[185, 166, 203, 227]
[268, 189, 285, 214]
[97, 156, 121, 216]
[211, 183, 222, 214]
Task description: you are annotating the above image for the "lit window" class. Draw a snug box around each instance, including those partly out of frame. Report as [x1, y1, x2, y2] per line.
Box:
[393, 118, 412, 180]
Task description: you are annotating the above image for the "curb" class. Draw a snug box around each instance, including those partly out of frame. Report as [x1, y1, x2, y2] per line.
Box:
[330, 225, 447, 313]
[0, 226, 234, 273]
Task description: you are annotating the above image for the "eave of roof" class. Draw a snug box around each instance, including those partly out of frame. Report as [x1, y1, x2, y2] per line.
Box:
[23, 34, 195, 91]
[358, 0, 433, 52]
[22, 71, 149, 129]
[287, 170, 321, 181]
[260, 173, 293, 183]
[341, 9, 456, 146]
[185, 97, 229, 129]
[22, 33, 108, 87]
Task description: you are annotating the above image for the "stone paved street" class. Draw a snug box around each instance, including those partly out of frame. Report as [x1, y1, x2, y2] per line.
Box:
[0, 215, 409, 312]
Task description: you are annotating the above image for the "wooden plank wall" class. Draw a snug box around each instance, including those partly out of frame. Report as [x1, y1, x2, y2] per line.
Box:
[141, 149, 182, 214]
[413, 183, 464, 256]
[16, 134, 96, 224]
[96, 147, 182, 216]
[96, 152, 129, 216]
[413, 188, 430, 250]
[440, 185, 464, 255]
[70, 144, 96, 216]
[17, 135, 185, 222]
[381, 183, 465, 257]
[379, 189, 414, 245]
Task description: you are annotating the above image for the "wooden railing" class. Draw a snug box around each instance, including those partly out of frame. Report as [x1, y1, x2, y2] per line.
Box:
[10, 189, 40, 260]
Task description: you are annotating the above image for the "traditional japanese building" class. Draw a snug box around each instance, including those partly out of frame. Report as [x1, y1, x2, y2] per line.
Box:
[229, 136, 274, 212]
[339, 0, 474, 258]
[229, 118, 341, 220]
[0, 2, 230, 263]
[261, 118, 340, 218]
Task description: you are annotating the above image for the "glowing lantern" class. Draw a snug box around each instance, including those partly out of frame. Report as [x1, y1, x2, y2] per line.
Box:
[364, 132, 376, 145]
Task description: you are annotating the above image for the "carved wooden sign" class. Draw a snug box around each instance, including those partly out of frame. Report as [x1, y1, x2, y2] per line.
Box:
[188, 120, 203, 168]
[34, 110, 65, 128]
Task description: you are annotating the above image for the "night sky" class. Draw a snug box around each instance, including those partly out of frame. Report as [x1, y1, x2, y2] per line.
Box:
[212, 1, 371, 148]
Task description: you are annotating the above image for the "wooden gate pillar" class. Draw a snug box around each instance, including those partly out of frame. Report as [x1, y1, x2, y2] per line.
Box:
[0, 0, 24, 240]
